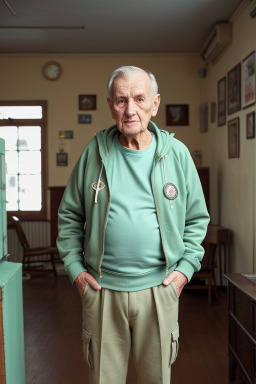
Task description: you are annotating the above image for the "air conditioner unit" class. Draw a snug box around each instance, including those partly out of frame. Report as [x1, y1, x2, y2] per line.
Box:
[200, 23, 232, 64]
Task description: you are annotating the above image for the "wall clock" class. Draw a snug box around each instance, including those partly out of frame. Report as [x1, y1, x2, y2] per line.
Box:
[42, 61, 63, 81]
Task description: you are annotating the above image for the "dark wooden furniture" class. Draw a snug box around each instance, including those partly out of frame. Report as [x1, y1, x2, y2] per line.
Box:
[187, 225, 230, 305]
[12, 216, 59, 278]
[225, 273, 256, 383]
[187, 166, 230, 304]
[49, 187, 65, 246]
[205, 224, 230, 285]
[186, 241, 218, 305]
[197, 166, 210, 214]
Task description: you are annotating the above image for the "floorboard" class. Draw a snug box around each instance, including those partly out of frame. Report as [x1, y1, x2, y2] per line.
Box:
[23, 275, 233, 384]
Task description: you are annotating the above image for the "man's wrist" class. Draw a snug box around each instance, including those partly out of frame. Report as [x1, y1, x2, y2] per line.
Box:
[67, 261, 87, 284]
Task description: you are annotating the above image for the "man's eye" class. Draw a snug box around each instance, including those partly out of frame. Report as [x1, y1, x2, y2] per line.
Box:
[137, 98, 144, 102]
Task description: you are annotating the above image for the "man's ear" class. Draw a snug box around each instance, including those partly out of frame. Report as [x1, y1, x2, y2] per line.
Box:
[107, 97, 115, 119]
[151, 94, 160, 117]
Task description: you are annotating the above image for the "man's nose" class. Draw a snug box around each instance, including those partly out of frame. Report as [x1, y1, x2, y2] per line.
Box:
[125, 100, 136, 116]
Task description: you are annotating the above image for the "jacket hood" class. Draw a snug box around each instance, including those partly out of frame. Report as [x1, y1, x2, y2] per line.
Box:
[96, 120, 175, 161]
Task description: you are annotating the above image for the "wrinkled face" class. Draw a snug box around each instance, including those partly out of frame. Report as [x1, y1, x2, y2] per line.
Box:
[107, 71, 160, 137]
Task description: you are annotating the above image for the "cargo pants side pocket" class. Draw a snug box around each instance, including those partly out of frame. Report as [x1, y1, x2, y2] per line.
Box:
[82, 327, 93, 369]
[169, 324, 179, 366]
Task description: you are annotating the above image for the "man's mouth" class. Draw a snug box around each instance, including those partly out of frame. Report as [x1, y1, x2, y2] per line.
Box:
[124, 120, 138, 124]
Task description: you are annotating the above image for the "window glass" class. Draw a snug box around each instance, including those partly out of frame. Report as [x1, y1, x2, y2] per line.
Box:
[0, 106, 42, 119]
[19, 175, 41, 211]
[5, 151, 18, 174]
[0, 126, 17, 150]
[6, 175, 18, 211]
[19, 126, 41, 150]
[19, 151, 41, 175]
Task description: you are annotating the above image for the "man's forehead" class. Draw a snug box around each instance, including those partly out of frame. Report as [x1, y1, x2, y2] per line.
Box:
[114, 84, 147, 94]
[112, 74, 152, 96]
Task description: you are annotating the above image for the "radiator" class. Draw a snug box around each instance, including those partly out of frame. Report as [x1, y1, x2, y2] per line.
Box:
[8, 221, 51, 263]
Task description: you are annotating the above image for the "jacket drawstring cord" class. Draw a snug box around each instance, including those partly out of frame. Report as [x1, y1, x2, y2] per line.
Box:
[161, 155, 167, 185]
[94, 161, 104, 204]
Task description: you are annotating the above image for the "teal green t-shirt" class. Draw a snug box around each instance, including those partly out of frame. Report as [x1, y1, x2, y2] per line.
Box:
[101, 134, 166, 291]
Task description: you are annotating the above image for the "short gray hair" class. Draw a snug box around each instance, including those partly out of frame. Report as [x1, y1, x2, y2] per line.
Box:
[107, 66, 158, 98]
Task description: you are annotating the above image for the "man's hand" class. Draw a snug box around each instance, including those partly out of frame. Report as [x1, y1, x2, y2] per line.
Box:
[163, 270, 188, 298]
[74, 271, 101, 298]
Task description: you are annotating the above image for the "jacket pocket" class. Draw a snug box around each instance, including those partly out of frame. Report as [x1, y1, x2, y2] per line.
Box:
[82, 327, 93, 369]
[169, 324, 179, 366]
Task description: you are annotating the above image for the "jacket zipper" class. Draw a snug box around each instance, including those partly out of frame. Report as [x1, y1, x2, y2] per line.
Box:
[98, 162, 111, 279]
[151, 157, 169, 278]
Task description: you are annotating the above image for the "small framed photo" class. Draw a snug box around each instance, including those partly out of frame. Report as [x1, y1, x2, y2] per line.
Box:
[199, 103, 208, 132]
[217, 77, 226, 126]
[166, 104, 189, 126]
[228, 63, 241, 115]
[246, 111, 255, 139]
[56, 152, 68, 166]
[228, 118, 240, 158]
[242, 51, 256, 109]
[79, 95, 97, 110]
[59, 130, 74, 139]
[78, 114, 92, 124]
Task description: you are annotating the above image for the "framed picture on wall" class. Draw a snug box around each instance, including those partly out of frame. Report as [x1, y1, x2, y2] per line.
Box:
[242, 51, 256, 109]
[228, 63, 241, 115]
[79, 95, 97, 110]
[217, 77, 226, 126]
[246, 111, 255, 139]
[166, 104, 189, 126]
[228, 117, 240, 158]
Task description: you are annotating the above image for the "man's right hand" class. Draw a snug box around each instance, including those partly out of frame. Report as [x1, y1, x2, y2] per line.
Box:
[74, 271, 101, 298]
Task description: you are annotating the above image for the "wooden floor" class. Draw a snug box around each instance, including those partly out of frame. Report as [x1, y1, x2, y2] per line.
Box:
[23, 275, 232, 384]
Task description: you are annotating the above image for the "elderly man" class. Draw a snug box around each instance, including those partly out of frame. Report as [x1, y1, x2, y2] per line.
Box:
[57, 66, 210, 384]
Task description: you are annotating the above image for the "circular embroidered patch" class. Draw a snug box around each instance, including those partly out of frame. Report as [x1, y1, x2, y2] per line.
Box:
[163, 183, 178, 200]
[92, 181, 105, 191]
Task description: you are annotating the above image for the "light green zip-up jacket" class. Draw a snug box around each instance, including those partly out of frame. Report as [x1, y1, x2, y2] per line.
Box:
[57, 121, 210, 285]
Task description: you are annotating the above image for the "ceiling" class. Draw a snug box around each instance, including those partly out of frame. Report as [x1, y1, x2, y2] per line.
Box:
[0, 0, 243, 54]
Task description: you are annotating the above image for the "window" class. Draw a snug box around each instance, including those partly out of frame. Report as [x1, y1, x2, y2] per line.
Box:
[0, 101, 48, 220]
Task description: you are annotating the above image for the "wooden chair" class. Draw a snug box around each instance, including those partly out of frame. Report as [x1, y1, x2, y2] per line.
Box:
[186, 242, 218, 305]
[12, 216, 59, 278]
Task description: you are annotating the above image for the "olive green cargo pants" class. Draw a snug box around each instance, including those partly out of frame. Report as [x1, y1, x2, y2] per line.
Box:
[81, 283, 179, 384]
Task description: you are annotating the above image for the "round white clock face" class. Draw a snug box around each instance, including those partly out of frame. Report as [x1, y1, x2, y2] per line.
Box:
[43, 61, 62, 80]
[47, 64, 59, 78]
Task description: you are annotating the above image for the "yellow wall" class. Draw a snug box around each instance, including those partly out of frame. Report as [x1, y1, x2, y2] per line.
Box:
[0, 53, 203, 189]
[201, 1, 256, 273]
